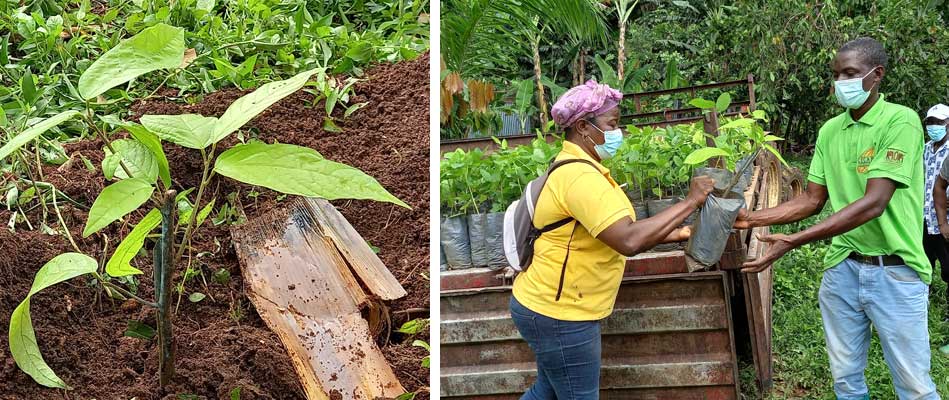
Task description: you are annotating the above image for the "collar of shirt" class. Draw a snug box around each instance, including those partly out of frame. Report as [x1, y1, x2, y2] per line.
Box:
[841, 93, 886, 129]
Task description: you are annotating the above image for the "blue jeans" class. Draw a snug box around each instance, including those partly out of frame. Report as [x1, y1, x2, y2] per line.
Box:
[819, 258, 940, 400]
[509, 296, 601, 400]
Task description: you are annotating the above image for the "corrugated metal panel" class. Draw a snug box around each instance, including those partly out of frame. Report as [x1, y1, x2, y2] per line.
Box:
[440, 271, 740, 399]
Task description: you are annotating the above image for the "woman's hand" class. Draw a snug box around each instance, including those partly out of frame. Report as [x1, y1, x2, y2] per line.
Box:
[686, 175, 716, 208]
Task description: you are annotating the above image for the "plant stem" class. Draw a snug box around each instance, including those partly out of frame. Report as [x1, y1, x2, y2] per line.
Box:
[51, 189, 81, 254]
[722, 148, 761, 195]
[93, 272, 158, 308]
[156, 190, 177, 387]
[175, 143, 214, 261]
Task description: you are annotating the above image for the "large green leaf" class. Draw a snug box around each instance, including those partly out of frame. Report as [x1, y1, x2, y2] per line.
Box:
[213, 68, 319, 143]
[83, 178, 155, 237]
[78, 23, 185, 100]
[716, 92, 732, 113]
[102, 139, 159, 182]
[0, 111, 81, 161]
[592, 54, 618, 87]
[214, 142, 409, 208]
[10, 253, 97, 389]
[140, 114, 218, 150]
[514, 79, 534, 116]
[125, 123, 171, 188]
[684, 147, 730, 165]
[105, 208, 160, 277]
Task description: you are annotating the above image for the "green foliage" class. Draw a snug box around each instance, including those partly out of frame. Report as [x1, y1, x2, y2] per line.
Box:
[124, 320, 158, 340]
[77, 23, 185, 100]
[440, 135, 562, 214]
[106, 208, 161, 277]
[412, 340, 430, 368]
[0, 111, 81, 161]
[9, 253, 98, 389]
[83, 178, 155, 237]
[214, 142, 408, 208]
[397, 318, 429, 335]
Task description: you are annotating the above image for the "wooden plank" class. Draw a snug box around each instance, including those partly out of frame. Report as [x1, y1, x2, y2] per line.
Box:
[232, 198, 405, 400]
[309, 199, 407, 300]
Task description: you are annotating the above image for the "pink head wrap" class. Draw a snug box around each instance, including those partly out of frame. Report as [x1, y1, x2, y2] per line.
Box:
[551, 80, 623, 128]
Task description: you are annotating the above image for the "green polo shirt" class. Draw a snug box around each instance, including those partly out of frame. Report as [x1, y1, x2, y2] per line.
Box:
[808, 94, 930, 284]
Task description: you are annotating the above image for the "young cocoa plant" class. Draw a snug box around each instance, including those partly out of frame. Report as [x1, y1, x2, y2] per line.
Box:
[4, 23, 405, 390]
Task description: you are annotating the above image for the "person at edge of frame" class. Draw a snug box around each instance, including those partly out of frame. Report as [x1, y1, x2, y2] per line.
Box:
[733, 37, 939, 400]
[508, 79, 716, 400]
[922, 105, 949, 309]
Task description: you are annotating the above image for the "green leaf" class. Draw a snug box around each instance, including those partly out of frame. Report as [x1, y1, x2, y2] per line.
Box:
[83, 178, 155, 237]
[106, 208, 160, 277]
[592, 55, 618, 87]
[213, 268, 231, 285]
[752, 109, 766, 120]
[78, 23, 185, 100]
[102, 139, 159, 182]
[214, 142, 409, 208]
[10, 253, 97, 389]
[343, 102, 367, 119]
[396, 318, 428, 335]
[514, 79, 534, 116]
[229, 387, 242, 400]
[715, 92, 732, 113]
[412, 339, 430, 352]
[196, 198, 215, 227]
[0, 111, 82, 161]
[720, 118, 755, 129]
[189, 292, 206, 303]
[323, 118, 342, 132]
[396, 392, 416, 400]
[125, 123, 171, 188]
[763, 135, 784, 142]
[684, 147, 730, 165]
[764, 144, 789, 167]
[20, 69, 37, 105]
[213, 69, 319, 143]
[688, 98, 715, 109]
[345, 42, 373, 62]
[140, 114, 218, 150]
[124, 320, 156, 340]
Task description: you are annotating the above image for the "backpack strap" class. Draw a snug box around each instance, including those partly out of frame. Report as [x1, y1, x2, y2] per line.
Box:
[535, 157, 599, 302]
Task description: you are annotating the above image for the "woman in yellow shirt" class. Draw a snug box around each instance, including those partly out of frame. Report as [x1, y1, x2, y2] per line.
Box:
[510, 80, 714, 399]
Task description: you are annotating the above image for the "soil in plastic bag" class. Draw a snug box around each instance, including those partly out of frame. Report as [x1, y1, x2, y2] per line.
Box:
[484, 212, 507, 269]
[467, 213, 489, 267]
[441, 216, 473, 269]
[686, 193, 746, 266]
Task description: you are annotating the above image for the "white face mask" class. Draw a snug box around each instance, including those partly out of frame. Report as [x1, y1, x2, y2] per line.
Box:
[833, 68, 878, 109]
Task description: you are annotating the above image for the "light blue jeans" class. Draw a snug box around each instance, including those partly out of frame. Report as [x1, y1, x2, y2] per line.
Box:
[819, 258, 940, 400]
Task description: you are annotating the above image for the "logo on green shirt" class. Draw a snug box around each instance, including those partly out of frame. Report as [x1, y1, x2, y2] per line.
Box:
[857, 147, 874, 174]
[885, 149, 905, 166]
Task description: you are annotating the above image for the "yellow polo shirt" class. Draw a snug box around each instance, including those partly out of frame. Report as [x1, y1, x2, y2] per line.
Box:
[512, 141, 635, 321]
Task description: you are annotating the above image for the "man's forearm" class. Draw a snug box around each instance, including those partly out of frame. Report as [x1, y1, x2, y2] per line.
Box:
[787, 197, 883, 247]
[746, 194, 822, 228]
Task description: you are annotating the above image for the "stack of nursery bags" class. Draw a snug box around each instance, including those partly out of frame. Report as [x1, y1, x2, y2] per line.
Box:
[440, 210, 507, 271]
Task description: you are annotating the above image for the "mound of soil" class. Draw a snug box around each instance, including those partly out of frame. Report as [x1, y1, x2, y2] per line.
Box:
[0, 53, 430, 399]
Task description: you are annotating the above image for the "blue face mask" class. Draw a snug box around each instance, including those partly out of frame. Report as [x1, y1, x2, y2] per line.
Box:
[927, 125, 947, 142]
[833, 68, 878, 109]
[586, 121, 623, 160]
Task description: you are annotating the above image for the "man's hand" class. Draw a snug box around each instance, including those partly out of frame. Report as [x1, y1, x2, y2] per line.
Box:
[741, 233, 798, 273]
[940, 222, 949, 242]
[734, 208, 752, 229]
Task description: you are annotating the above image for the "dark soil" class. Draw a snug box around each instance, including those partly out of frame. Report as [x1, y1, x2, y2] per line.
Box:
[0, 53, 430, 399]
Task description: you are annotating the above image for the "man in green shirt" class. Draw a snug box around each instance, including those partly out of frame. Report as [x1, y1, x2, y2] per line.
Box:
[735, 37, 938, 399]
